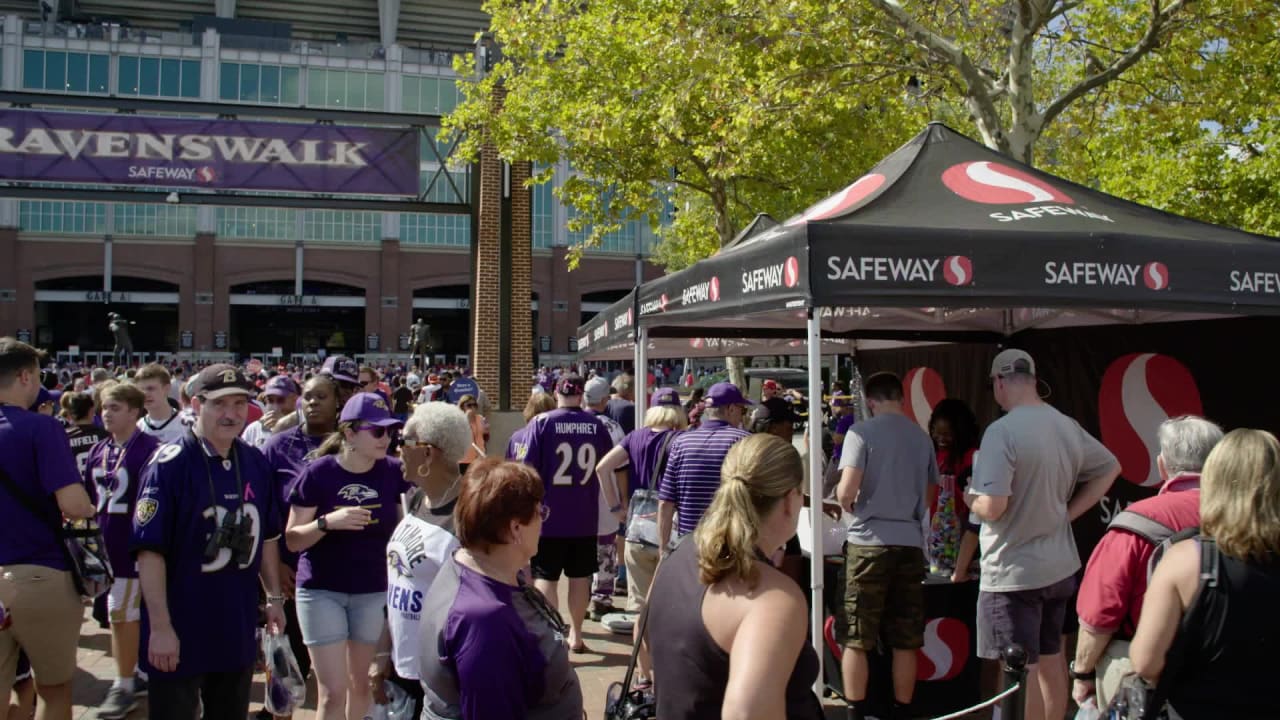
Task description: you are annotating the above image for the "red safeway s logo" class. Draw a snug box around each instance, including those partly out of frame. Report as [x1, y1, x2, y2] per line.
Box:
[1143, 262, 1170, 290]
[792, 173, 887, 224]
[943, 256, 974, 286]
[690, 338, 704, 349]
[1099, 353, 1203, 487]
[784, 256, 800, 288]
[941, 161, 1073, 205]
[709, 277, 720, 302]
[659, 294, 668, 311]
[902, 367, 946, 430]
[197, 166, 217, 183]
[918, 618, 969, 682]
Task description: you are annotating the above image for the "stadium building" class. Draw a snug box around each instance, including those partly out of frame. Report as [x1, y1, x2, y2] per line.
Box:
[0, 0, 662, 366]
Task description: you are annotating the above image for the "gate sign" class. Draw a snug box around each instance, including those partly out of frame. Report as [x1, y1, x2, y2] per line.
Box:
[448, 376, 480, 403]
[0, 110, 420, 196]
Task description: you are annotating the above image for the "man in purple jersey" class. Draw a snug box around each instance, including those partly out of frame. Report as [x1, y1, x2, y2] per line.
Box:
[0, 338, 97, 720]
[507, 374, 613, 653]
[86, 382, 161, 719]
[657, 382, 752, 552]
[131, 364, 286, 720]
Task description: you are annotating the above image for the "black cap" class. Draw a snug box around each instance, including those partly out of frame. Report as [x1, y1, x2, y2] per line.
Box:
[753, 397, 798, 426]
[189, 363, 257, 400]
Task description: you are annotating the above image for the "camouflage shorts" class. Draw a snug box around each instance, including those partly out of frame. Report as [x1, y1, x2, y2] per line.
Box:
[835, 544, 926, 651]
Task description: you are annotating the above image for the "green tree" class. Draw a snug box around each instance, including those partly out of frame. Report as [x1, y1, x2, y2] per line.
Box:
[445, 0, 917, 267]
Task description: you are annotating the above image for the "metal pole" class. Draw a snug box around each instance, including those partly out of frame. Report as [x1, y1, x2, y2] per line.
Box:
[805, 307, 824, 694]
[634, 326, 648, 422]
[1001, 645, 1029, 720]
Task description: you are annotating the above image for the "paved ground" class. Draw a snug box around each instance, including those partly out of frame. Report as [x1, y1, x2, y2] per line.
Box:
[66, 584, 850, 720]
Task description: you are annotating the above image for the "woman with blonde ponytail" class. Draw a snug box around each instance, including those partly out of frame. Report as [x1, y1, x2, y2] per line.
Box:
[646, 434, 823, 720]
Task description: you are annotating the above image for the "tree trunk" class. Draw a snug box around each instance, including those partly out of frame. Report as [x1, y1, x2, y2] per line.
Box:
[712, 183, 748, 391]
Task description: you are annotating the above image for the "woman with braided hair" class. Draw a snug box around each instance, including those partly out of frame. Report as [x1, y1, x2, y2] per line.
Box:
[646, 433, 823, 719]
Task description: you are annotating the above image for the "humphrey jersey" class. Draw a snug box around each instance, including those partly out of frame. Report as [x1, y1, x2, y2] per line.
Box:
[84, 431, 160, 579]
[66, 424, 110, 479]
[130, 433, 279, 678]
[385, 513, 458, 680]
[510, 408, 613, 538]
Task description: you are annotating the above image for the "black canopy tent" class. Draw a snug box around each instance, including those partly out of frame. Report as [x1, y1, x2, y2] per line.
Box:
[627, 122, 1280, 692]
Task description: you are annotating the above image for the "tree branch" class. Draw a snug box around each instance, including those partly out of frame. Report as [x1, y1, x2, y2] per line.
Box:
[1041, 0, 1194, 130]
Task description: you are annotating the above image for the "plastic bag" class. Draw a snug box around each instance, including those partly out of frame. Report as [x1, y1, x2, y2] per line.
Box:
[368, 681, 414, 720]
[262, 632, 306, 716]
[1074, 697, 1100, 720]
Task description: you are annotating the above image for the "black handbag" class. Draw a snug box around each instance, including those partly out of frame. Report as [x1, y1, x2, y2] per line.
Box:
[0, 463, 114, 599]
[603, 592, 656, 719]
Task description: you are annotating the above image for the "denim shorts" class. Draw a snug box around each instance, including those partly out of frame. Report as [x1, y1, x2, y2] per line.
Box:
[295, 588, 386, 647]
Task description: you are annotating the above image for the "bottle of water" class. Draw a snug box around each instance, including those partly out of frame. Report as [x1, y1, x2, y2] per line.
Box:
[1074, 697, 1101, 720]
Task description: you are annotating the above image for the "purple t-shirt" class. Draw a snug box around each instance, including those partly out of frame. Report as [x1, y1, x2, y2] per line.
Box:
[418, 555, 583, 720]
[85, 431, 160, 579]
[261, 427, 326, 568]
[507, 407, 614, 538]
[290, 454, 409, 594]
[0, 406, 82, 570]
[620, 427, 680, 492]
[131, 434, 281, 678]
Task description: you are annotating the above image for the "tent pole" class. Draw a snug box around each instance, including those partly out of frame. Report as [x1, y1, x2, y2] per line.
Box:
[635, 327, 648, 422]
[806, 308, 825, 694]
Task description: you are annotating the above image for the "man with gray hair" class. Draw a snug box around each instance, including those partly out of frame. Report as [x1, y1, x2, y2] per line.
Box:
[605, 373, 636, 435]
[1071, 414, 1223, 710]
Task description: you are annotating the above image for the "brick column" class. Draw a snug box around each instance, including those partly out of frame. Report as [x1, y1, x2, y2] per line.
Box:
[471, 124, 504, 406]
[0, 228, 18, 335]
[194, 232, 216, 351]
[508, 160, 533, 403]
[379, 238, 402, 354]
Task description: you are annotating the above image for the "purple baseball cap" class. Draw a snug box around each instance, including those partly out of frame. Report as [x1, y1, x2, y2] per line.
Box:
[704, 381, 752, 408]
[263, 375, 300, 398]
[321, 355, 359, 385]
[339, 392, 403, 428]
[651, 387, 682, 407]
[556, 374, 586, 397]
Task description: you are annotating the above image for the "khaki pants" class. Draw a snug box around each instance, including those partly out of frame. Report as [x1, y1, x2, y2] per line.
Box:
[0, 565, 84, 697]
[1097, 639, 1134, 710]
[623, 541, 659, 612]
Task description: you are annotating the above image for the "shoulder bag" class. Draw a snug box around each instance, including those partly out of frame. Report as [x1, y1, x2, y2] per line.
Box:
[0, 462, 114, 599]
[624, 431, 677, 548]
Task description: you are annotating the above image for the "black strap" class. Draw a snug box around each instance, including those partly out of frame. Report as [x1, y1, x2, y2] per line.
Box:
[619, 564, 660, 698]
[1109, 510, 1177, 545]
[0, 456, 62, 536]
[650, 430, 677, 487]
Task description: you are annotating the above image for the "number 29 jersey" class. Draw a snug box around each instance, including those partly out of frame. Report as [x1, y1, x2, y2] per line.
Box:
[509, 407, 613, 538]
[130, 433, 280, 678]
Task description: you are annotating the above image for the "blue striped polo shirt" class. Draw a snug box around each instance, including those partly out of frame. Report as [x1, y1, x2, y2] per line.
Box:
[657, 419, 750, 536]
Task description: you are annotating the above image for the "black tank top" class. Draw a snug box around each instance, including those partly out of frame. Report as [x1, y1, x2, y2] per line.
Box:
[1166, 539, 1280, 719]
[647, 539, 823, 719]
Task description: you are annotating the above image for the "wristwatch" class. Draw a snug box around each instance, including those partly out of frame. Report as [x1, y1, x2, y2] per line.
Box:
[266, 594, 286, 605]
[609, 504, 623, 514]
[1068, 661, 1096, 681]
[316, 514, 329, 532]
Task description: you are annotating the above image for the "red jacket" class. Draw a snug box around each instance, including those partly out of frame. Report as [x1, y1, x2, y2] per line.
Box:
[1076, 473, 1201, 636]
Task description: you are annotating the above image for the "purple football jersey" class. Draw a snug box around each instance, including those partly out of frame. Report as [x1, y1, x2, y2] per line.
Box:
[261, 427, 326, 568]
[131, 434, 280, 678]
[289, 454, 409, 594]
[85, 431, 160, 579]
[512, 408, 614, 538]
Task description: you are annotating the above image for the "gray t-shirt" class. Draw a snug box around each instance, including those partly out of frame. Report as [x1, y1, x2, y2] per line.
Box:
[970, 403, 1117, 593]
[839, 413, 938, 548]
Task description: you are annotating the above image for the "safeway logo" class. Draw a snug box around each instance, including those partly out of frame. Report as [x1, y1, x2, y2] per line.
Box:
[902, 368, 946, 430]
[592, 324, 608, 342]
[1045, 261, 1169, 290]
[1099, 353, 1203, 487]
[612, 311, 631, 332]
[681, 278, 719, 307]
[789, 173, 887, 224]
[827, 255, 974, 286]
[917, 618, 969, 682]
[942, 161, 1073, 205]
[741, 256, 802, 294]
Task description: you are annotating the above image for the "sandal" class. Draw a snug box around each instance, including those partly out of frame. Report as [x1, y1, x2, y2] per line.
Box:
[570, 642, 591, 654]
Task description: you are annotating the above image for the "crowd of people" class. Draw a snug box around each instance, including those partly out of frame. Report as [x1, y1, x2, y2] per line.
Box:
[1, 335, 1277, 720]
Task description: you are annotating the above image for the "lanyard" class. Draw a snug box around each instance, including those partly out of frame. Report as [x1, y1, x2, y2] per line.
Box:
[194, 434, 245, 520]
[102, 432, 136, 479]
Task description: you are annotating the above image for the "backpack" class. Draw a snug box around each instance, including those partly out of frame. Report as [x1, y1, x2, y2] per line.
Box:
[1106, 510, 1200, 584]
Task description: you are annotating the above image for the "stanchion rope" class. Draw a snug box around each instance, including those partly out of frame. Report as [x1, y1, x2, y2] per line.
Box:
[927, 683, 1022, 720]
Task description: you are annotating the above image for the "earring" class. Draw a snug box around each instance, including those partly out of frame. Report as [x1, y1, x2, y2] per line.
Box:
[416, 463, 431, 477]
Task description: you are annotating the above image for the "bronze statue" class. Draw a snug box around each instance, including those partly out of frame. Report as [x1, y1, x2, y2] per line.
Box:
[409, 318, 432, 371]
[108, 312, 135, 367]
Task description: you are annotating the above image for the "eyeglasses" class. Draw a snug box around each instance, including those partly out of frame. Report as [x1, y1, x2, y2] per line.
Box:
[354, 424, 394, 439]
[463, 403, 477, 410]
[264, 396, 290, 405]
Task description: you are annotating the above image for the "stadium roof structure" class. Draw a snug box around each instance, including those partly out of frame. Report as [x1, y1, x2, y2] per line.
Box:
[0, 0, 488, 51]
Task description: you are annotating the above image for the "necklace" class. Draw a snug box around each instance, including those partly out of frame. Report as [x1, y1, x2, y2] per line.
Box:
[423, 473, 461, 512]
[103, 433, 136, 478]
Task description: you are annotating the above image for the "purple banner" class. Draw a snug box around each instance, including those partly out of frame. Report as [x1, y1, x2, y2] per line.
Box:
[0, 109, 420, 196]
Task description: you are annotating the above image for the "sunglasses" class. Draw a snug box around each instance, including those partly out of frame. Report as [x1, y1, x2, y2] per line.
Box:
[519, 582, 568, 636]
[354, 424, 395, 439]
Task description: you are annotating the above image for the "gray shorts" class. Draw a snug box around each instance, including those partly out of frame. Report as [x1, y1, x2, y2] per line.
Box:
[976, 575, 1077, 664]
